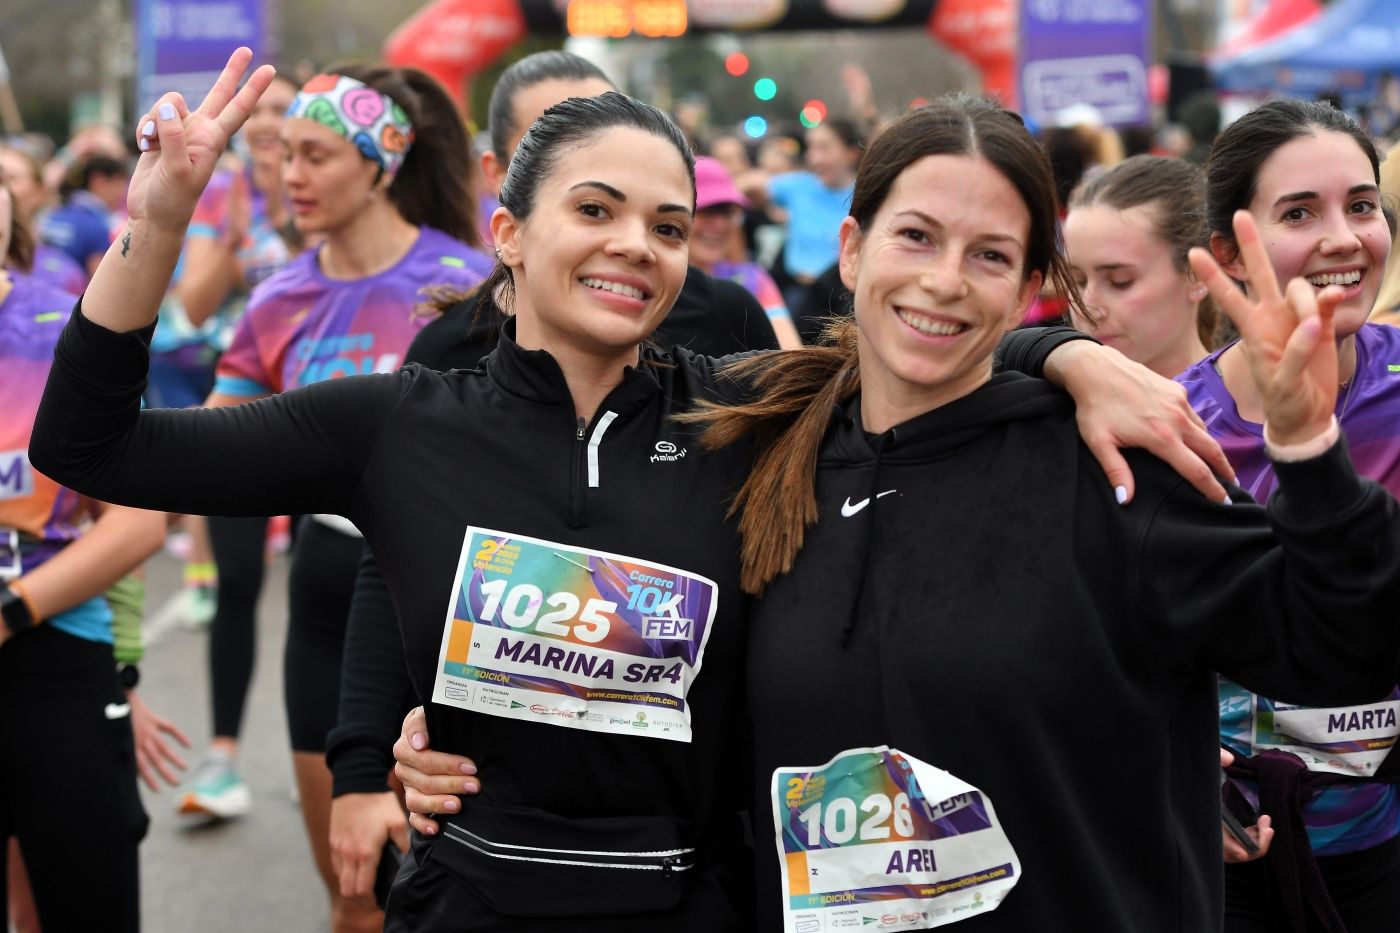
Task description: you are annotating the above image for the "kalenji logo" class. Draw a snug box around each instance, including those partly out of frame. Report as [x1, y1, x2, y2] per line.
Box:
[650, 440, 687, 463]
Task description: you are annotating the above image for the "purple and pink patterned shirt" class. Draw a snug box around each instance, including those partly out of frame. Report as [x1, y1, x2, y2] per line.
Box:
[710, 260, 791, 323]
[29, 244, 88, 296]
[0, 271, 110, 642]
[214, 226, 490, 398]
[1181, 322, 1400, 856]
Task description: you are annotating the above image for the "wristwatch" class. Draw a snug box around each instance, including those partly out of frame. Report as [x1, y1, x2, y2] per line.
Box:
[1, 584, 36, 635]
[118, 663, 140, 690]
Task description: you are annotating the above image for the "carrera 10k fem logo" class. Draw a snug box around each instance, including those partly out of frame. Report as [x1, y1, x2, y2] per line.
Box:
[650, 440, 687, 463]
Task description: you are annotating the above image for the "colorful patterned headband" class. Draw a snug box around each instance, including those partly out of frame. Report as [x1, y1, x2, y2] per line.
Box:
[286, 74, 415, 178]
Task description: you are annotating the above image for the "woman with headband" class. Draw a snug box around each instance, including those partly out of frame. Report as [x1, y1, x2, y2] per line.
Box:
[187, 63, 490, 931]
[33, 53, 1238, 930]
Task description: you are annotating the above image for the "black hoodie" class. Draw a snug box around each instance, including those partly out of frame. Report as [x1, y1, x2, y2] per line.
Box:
[748, 373, 1400, 933]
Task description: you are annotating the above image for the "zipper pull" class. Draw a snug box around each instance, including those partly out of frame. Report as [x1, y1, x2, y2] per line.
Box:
[576, 417, 586, 441]
[661, 855, 684, 873]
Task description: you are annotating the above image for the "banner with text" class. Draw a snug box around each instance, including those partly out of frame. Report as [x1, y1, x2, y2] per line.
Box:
[1019, 0, 1151, 128]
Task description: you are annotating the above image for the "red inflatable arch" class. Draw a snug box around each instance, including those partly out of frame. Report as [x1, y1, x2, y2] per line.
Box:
[385, 0, 1014, 106]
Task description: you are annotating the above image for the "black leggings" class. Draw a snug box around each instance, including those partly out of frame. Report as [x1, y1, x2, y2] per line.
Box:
[284, 517, 364, 753]
[207, 515, 268, 739]
[0, 626, 148, 932]
[1225, 832, 1400, 932]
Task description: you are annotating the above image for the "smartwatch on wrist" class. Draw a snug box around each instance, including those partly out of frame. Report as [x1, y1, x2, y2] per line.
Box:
[118, 663, 140, 690]
[1, 584, 36, 635]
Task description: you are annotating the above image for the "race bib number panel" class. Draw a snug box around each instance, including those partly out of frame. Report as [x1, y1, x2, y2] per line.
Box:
[772, 747, 1020, 931]
[430, 527, 718, 742]
[1221, 679, 1400, 778]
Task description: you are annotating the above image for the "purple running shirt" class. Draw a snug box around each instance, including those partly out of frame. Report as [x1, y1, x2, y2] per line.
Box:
[215, 226, 491, 397]
[1181, 322, 1400, 856]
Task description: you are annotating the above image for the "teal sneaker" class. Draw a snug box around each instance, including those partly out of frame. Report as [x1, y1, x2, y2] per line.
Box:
[177, 750, 251, 819]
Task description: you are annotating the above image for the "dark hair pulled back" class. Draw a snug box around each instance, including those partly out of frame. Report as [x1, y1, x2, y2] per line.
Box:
[473, 91, 695, 311]
[1204, 99, 1383, 262]
[1070, 155, 1221, 349]
[487, 51, 613, 162]
[813, 117, 865, 152]
[327, 62, 481, 248]
[61, 155, 126, 200]
[686, 94, 1079, 595]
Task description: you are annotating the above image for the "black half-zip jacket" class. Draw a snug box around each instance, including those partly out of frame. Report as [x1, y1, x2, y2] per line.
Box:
[33, 306, 761, 924]
[748, 373, 1400, 933]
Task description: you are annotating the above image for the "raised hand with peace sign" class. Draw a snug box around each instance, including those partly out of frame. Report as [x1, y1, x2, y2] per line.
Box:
[84, 48, 274, 336]
[1188, 210, 1344, 451]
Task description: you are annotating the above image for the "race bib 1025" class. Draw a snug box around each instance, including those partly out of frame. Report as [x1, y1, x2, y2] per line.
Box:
[772, 747, 1020, 931]
[430, 527, 718, 742]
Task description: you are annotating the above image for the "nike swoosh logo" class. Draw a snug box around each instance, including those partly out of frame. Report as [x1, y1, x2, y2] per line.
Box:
[104, 702, 131, 720]
[840, 489, 897, 517]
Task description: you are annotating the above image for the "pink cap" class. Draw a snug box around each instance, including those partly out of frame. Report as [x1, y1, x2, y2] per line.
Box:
[694, 157, 750, 211]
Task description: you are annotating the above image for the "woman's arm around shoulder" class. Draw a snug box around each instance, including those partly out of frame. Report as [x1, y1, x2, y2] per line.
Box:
[1004, 325, 1236, 504]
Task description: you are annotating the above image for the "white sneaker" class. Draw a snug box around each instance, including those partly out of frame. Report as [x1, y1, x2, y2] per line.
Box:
[176, 585, 217, 629]
[177, 751, 251, 820]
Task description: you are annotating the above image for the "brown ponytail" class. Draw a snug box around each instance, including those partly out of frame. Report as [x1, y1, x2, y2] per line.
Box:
[683, 320, 860, 595]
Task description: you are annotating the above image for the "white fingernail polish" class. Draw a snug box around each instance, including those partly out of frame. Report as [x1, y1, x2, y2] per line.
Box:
[158, 102, 176, 120]
[1114, 486, 1128, 505]
[142, 120, 155, 137]
[138, 138, 149, 152]
[1222, 494, 1233, 506]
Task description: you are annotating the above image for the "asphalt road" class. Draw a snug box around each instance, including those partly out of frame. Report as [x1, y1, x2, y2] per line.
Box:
[134, 550, 329, 933]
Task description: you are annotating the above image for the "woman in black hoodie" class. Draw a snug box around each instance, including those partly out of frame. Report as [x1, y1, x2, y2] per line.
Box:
[724, 98, 1400, 932]
[397, 96, 1400, 932]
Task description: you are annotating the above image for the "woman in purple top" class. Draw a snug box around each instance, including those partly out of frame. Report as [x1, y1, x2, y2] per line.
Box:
[0, 183, 184, 931]
[1182, 98, 1400, 933]
[40, 154, 126, 278]
[175, 62, 491, 933]
[0, 146, 87, 296]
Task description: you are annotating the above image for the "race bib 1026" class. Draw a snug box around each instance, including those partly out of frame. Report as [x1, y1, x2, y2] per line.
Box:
[430, 527, 718, 742]
[772, 747, 1020, 931]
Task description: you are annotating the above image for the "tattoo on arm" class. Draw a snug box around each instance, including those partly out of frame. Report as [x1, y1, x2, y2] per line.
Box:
[121, 229, 132, 257]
